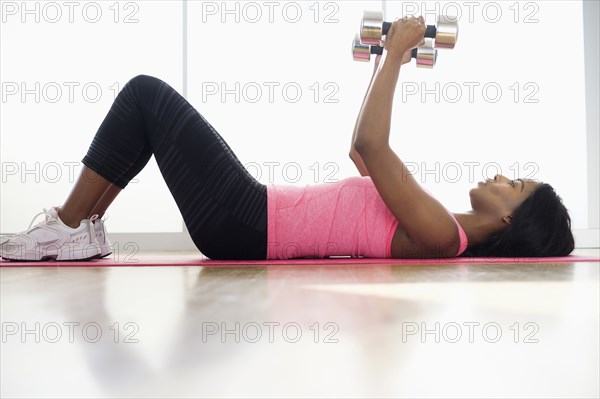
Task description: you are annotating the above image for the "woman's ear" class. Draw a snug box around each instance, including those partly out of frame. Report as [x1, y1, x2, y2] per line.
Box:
[501, 215, 513, 225]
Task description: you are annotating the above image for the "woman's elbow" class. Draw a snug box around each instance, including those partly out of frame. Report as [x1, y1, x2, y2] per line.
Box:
[353, 136, 368, 155]
[354, 139, 384, 157]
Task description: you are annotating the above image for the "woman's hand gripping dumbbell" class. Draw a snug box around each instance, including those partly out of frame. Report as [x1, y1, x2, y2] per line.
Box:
[352, 34, 437, 68]
[360, 10, 458, 49]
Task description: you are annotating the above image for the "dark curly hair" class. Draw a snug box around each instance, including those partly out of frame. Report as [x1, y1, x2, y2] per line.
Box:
[461, 183, 575, 257]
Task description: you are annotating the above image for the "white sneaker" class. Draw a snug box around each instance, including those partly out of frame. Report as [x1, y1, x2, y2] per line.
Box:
[93, 217, 113, 258]
[0, 207, 101, 261]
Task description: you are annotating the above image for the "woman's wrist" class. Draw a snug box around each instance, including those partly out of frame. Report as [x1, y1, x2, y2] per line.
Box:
[382, 50, 405, 69]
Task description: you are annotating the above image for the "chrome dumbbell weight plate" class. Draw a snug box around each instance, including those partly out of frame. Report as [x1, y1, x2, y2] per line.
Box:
[434, 15, 459, 49]
[360, 10, 386, 46]
[414, 38, 437, 68]
[352, 33, 383, 62]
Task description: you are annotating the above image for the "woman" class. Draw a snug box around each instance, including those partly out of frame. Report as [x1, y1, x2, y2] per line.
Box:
[1, 17, 574, 261]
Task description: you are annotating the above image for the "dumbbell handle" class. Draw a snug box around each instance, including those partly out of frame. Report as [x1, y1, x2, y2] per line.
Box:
[381, 22, 438, 40]
[364, 45, 421, 58]
[361, 44, 436, 68]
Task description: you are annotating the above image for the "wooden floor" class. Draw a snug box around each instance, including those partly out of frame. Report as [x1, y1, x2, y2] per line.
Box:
[1, 249, 598, 398]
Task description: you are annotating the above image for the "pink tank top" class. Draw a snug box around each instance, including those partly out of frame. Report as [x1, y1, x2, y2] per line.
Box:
[266, 176, 468, 259]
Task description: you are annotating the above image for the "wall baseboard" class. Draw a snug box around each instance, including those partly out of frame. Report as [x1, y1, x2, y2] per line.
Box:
[108, 232, 196, 252]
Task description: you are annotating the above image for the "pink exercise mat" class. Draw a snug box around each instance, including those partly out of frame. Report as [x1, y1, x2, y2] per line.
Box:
[0, 254, 598, 267]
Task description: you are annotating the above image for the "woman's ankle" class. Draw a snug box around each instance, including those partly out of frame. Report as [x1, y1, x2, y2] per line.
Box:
[57, 209, 85, 229]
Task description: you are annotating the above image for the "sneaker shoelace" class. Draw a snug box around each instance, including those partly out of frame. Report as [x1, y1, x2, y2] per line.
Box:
[0, 208, 55, 244]
[26, 208, 58, 231]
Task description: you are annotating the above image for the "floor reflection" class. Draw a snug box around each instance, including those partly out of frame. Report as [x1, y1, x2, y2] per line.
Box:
[0, 259, 598, 398]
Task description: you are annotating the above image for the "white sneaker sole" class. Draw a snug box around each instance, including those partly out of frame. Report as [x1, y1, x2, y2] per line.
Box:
[1, 242, 101, 262]
[94, 230, 112, 258]
[96, 244, 113, 259]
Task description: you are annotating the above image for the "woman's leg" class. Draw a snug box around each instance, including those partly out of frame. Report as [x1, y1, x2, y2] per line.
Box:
[89, 184, 122, 220]
[58, 167, 116, 228]
[74, 74, 267, 260]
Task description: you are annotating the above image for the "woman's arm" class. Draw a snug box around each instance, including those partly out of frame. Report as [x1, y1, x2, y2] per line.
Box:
[354, 17, 458, 253]
[350, 52, 412, 176]
[349, 65, 377, 176]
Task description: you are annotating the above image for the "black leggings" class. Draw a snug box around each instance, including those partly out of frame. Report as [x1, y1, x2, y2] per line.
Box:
[82, 75, 267, 260]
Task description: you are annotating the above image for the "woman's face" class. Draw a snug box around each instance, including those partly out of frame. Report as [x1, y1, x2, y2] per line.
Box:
[469, 174, 539, 222]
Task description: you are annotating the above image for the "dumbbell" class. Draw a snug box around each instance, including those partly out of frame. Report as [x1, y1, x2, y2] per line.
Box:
[352, 35, 437, 68]
[360, 11, 458, 49]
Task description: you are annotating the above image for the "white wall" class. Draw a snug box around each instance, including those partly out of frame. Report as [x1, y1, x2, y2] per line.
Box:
[1, 0, 598, 249]
[382, 0, 588, 226]
[0, 0, 184, 233]
[583, 0, 599, 231]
